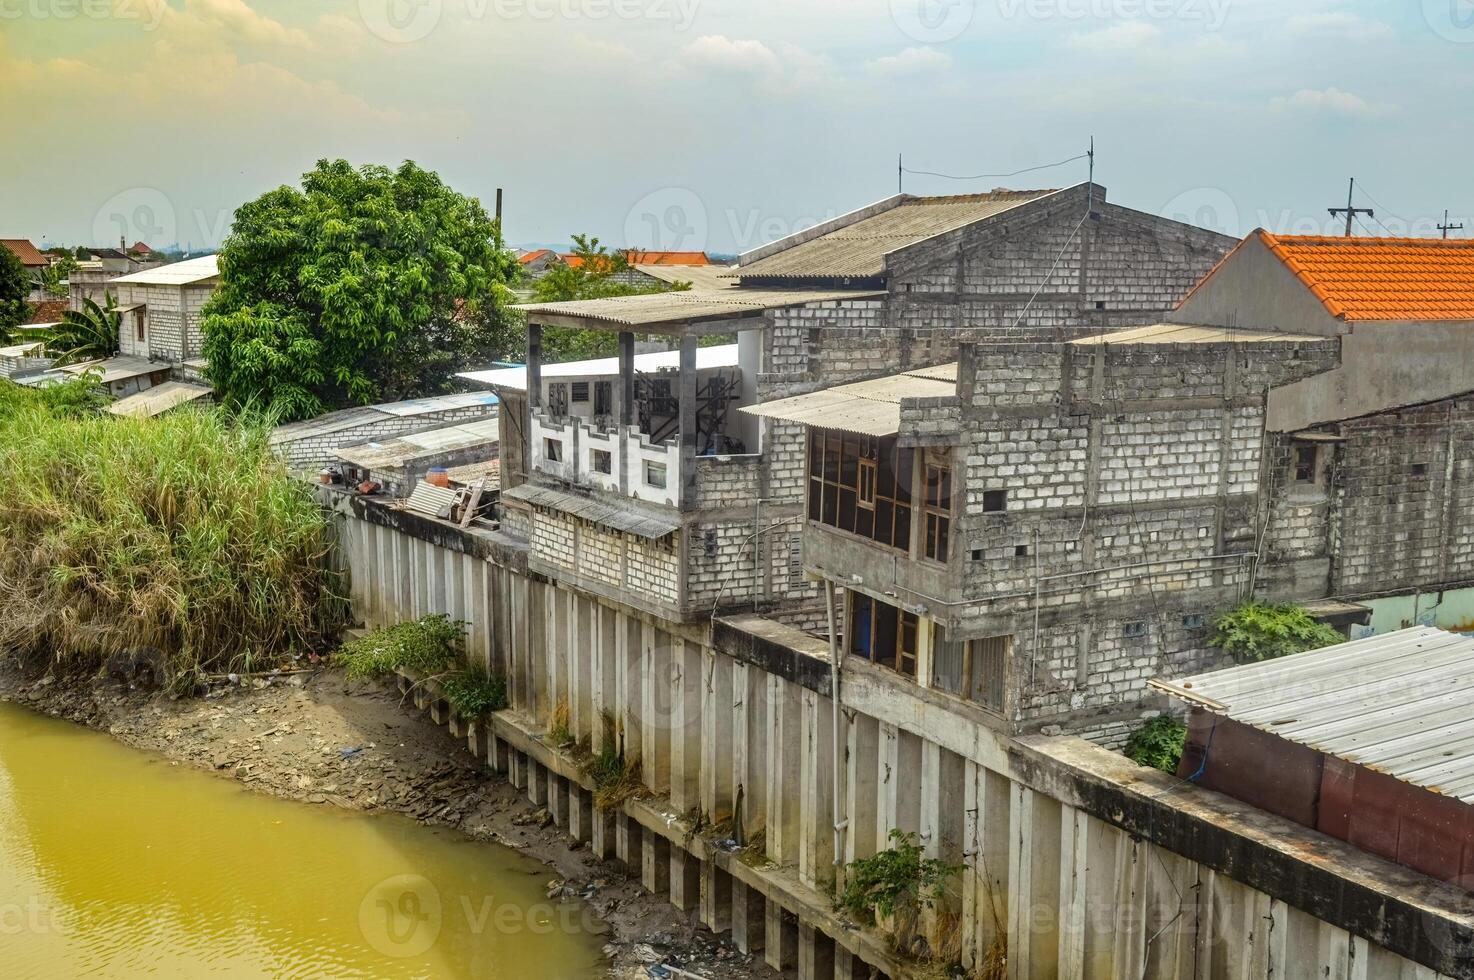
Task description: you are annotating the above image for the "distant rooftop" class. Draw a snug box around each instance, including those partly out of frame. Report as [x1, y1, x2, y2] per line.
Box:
[733, 189, 1058, 280]
[1, 239, 47, 267]
[270, 390, 499, 444]
[335, 417, 500, 471]
[511, 287, 882, 331]
[110, 254, 219, 286]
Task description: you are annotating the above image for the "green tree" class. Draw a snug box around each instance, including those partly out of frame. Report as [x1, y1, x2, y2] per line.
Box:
[201, 159, 518, 420]
[0, 245, 33, 343]
[48, 294, 121, 365]
[529, 234, 689, 362]
[1210, 601, 1344, 663]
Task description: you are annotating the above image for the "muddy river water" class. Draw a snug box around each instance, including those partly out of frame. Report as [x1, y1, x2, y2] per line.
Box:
[0, 701, 606, 978]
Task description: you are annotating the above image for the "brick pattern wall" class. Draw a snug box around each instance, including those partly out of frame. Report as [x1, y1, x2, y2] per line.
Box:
[271, 405, 496, 472]
[527, 507, 681, 607]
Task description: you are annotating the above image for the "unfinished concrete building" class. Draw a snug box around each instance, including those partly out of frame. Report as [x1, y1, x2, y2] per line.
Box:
[477, 184, 1234, 631]
[745, 232, 1474, 745]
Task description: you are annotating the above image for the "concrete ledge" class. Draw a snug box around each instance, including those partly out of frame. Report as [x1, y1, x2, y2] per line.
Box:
[325, 488, 531, 570]
[711, 614, 832, 696]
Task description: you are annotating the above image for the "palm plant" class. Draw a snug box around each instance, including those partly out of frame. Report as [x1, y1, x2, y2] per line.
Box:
[48, 295, 121, 366]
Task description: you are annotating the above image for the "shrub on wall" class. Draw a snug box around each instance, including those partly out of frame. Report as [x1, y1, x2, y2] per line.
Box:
[1210, 600, 1344, 664]
[1123, 715, 1187, 774]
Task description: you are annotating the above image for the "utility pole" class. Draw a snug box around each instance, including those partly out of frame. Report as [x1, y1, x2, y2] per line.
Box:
[1327, 177, 1374, 237]
[898, 153, 903, 195]
[1439, 209, 1464, 239]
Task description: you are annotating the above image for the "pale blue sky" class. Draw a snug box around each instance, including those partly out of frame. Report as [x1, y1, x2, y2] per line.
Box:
[2, 0, 1470, 252]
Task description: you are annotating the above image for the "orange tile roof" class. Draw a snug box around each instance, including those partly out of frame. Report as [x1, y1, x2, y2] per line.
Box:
[518, 248, 554, 265]
[1254, 230, 1474, 321]
[625, 250, 710, 267]
[1, 238, 48, 267]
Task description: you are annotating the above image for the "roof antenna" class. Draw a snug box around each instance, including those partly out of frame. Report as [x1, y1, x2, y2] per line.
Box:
[1087, 136, 1095, 211]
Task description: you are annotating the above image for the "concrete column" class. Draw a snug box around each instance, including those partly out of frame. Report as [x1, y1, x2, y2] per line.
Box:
[732, 661, 768, 844]
[617, 331, 634, 496]
[567, 785, 592, 843]
[592, 604, 617, 754]
[528, 759, 549, 807]
[616, 812, 642, 871]
[678, 332, 699, 511]
[527, 323, 543, 411]
[548, 773, 569, 829]
[643, 833, 671, 896]
[670, 639, 702, 812]
[615, 612, 641, 764]
[799, 690, 835, 891]
[766, 674, 802, 865]
[670, 850, 701, 912]
[1058, 807, 1089, 977]
[845, 711, 880, 864]
[700, 647, 734, 824]
[573, 595, 594, 740]
[798, 923, 835, 980]
[589, 804, 617, 860]
[834, 948, 868, 980]
[641, 622, 672, 793]
[509, 750, 527, 791]
[700, 860, 733, 933]
[731, 880, 766, 955]
[764, 901, 798, 973]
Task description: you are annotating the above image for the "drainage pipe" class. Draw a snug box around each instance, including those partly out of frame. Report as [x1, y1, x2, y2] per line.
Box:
[824, 579, 848, 871]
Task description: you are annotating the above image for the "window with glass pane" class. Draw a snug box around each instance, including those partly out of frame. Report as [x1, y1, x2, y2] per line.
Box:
[922, 453, 952, 562]
[808, 428, 914, 554]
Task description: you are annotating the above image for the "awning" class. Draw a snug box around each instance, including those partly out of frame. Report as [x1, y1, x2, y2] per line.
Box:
[740, 367, 957, 438]
[503, 483, 680, 540]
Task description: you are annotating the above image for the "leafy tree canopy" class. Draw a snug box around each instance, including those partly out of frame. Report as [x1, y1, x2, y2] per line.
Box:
[1210, 600, 1344, 664]
[201, 159, 518, 420]
[0, 245, 33, 342]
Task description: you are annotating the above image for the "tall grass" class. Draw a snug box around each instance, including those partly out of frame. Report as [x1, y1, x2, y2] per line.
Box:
[0, 379, 343, 687]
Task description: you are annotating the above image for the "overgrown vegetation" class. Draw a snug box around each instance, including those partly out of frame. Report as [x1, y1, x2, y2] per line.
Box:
[336, 614, 508, 718]
[337, 614, 465, 680]
[578, 712, 643, 810]
[1211, 600, 1344, 663]
[1123, 714, 1187, 774]
[0, 379, 342, 689]
[0, 244, 31, 340]
[440, 665, 508, 717]
[837, 830, 960, 926]
[47, 295, 121, 365]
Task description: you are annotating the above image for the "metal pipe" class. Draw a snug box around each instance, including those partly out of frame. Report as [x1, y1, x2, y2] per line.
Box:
[824, 579, 846, 869]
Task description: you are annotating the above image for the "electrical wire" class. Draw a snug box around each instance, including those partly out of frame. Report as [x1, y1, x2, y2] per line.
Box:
[901, 152, 1090, 182]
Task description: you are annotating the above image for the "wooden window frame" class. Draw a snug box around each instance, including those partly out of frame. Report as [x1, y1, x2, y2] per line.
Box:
[848, 591, 919, 680]
[591, 448, 612, 474]
[808, 428, 912, 554]
[922, 451, 953, 563]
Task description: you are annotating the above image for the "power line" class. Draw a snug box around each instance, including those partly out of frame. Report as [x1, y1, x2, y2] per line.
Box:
[901, 152, 1090, 183]
[1350, 181, 1410, 226]
[1328, 177, 1374, 237]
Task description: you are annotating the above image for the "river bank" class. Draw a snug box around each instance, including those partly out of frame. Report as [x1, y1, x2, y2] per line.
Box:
[0, 666, 767, 980]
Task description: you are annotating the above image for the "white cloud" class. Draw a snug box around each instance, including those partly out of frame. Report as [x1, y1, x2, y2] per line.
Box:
[867, 47, 952, 78]
[681, 35, 784, 78]
[1285, 12, 1394, 42]
[1067, 22, 1161, 53]
[1271, 87, 1390, 117]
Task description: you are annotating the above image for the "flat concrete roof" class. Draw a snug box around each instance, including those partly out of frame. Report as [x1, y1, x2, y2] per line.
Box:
[459, 343, 739, 391]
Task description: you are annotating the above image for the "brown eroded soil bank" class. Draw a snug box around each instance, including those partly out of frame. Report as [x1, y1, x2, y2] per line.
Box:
[0, 666, 767, 980]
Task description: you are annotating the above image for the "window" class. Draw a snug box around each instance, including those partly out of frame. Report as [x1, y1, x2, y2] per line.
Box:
[591, 449, 612, 474]
[922, 451, 952, 562]
[594, 380, 613, 417]
[808, 429, 912, 552]
[544, 438, 563, 463]
[1411, 463, 1429, 477]
[933, 628, 1008, 712]
[1182, 613, 1207, 630]
[1014, 544, 1029, 557]
[1292, 444, 1318, 483]
[571, 381, 590, 403]
[1123, 621, 1148, 639]
[848, 592, 918, 679]
[133, 310, 145, 343]
[645, 460, 668, 489]
[982, 489, 1007, 513]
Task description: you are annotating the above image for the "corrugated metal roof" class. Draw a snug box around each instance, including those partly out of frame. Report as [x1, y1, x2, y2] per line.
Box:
[1068, 323, 1327, 346]
[58, 355, 168, 384]
[741, 364, 957, 437]
[459, 344, 739, 391]
[106, 381, 212, 418]
[512, 288, 883, 328]
[733, 191, 1055, 280]
[110, 255, 219, 286]
[403, 482, 459, 519]
[270, 392, 498, 444]
[334, 418, 499, 470]
[503, 483, 679, 539]
[634, 265, 737, 291]
[1149, 626, 1474, 804]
